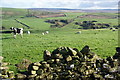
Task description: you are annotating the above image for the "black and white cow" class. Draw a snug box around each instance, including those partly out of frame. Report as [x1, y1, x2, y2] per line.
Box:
[10, 27, 23, 38]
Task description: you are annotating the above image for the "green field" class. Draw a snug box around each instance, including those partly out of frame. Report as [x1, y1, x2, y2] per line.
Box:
[1, 8, 119, 72]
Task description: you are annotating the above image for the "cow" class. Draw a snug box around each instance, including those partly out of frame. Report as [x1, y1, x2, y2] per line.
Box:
[10, 27, 23, 38]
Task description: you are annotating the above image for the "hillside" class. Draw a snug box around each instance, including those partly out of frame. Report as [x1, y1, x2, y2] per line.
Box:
[2, 8, 27, 18]
[29, 8, 118, 13]
[2, 8, 60, 19]
[1, 7, 119, 73]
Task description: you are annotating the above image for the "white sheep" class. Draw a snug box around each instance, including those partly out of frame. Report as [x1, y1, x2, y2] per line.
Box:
[42, 33, 45, 35]
[76, 31, 81, 34]
[45, 31, 49, 34]
[27, 31, 30, 34]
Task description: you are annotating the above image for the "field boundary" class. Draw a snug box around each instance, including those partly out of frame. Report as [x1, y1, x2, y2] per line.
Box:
[14, 19, 30, 28]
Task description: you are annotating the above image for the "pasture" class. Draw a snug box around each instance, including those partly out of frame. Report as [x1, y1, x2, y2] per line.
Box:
[2, 29, 118, 72]
[1, 8, 118, 72]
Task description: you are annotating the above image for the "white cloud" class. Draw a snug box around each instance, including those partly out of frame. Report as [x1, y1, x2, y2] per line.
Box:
[1, 0, 119, 9]
[1, 0, 35, 8]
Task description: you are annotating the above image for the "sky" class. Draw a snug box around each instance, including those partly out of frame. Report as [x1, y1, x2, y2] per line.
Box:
[1, 0, 120, 9]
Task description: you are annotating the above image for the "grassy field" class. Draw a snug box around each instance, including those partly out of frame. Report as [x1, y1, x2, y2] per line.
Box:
[2, 29, 118, 59]
[2, 29, 118, 72]
[1, 8, 119, 72]
[2, 8, 27, 19]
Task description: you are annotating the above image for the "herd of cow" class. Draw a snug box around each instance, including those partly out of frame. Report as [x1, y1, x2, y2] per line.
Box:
[10, 27, 49, 38]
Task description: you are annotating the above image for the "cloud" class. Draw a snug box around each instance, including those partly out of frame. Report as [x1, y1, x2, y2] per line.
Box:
[32, 0, 79, 8]
[97, 2, 118, 7]
[32, 0, 119, 9]
[1, 0, 35, 8]
[1, 0, 119, 9]
[94, 1, 118, 9]
[78, 2, 95, 8]
[78, 1, 119, 9]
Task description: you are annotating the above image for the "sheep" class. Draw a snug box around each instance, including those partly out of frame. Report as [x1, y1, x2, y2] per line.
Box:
[41, 31, 49, 36]
[75, 31, 81, 34]
[45, 31, 49, 34]
[110, 27, 116, 31]
[42, 33, 45, 35]
[10, 27, 23, 38]
[42, 31, 49, 35]
[27, 31, 30, 34]
[112, 28, 116, 31]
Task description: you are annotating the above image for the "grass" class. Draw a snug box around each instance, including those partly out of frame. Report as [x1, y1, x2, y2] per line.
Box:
[2, 29, 118, 72]
[18, 18, 50, 30]
[1, 8, 118, 72]
[2, 19, 25, 29]
[2, 8, 28, 19]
